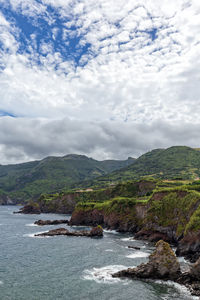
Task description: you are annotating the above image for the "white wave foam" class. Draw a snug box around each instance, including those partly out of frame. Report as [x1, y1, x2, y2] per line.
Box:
[83, 265, 129, 284]
[155, 280, 198, 299]
[126, 251, 149, 258]
[23, 231, 49, 238]
[105, 249, 114, 252]
[178, 256, 188, 263]
[103, 229, 119, 234]
[25, 223, 38, 227]
[121, 237, 135, 241]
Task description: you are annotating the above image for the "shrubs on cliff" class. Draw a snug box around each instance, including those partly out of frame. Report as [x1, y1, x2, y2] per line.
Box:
[147, 189, 200, 237]
[185, 205, 200, 233]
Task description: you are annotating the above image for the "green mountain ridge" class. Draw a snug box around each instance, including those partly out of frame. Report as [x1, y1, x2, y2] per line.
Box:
[2, 146, 200, 204]
[0, 154, 135, 203]
[91, 146, 200, 185]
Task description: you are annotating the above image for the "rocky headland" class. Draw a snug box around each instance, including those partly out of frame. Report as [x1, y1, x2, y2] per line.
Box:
[17, 179, 200, 264]
[14, 203, 41, 214]
[35, 225, 103, 238]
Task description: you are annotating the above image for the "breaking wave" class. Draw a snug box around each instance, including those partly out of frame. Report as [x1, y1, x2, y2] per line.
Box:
[120, 237, 135, 242]
[155, 280, 199, 300]
[25, 223, 38, 227]
[82, 265, 130, 284]
[23, 231, 49, 238]
[126, 251, 150, 258]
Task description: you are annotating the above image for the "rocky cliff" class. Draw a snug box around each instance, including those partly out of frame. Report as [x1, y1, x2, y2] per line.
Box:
[17, 178, 200, 263]
[69, 184, 200, 262]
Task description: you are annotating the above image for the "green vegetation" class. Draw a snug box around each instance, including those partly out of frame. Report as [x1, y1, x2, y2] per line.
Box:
[185, 205, 200, 233]
[71, 178, 200, 236]
[147, 189, 200, 235]
[97, 146, 200, 184]
[0, 154, 134, 203]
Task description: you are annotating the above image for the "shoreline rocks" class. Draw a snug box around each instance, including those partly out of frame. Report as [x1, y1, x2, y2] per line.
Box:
[113, 240, 181, 281]
[35, 225, 103, 238]
[34, 219, 69, 226]
[113, 239, 200, 297]
[134, 229, 171, 243]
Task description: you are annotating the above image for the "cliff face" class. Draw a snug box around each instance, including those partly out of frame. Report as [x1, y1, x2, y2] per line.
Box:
[141, 189, 200, 242]
[38, 193, 79, 214]
[70, 188, 200, 237]
[70, 201, 148, 232]
[68, 179, 155, 231]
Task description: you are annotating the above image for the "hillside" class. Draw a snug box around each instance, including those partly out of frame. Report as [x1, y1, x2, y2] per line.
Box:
[94, 146, 200, 184]
[0, 154, 135, 203]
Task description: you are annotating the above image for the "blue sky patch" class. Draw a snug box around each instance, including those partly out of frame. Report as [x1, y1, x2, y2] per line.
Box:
[0, 110, 16, 118]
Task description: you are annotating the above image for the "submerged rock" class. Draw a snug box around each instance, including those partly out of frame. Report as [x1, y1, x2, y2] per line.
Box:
[35, 225, 103, 237]
[128, 246, 141, 250]
[113, 240, 181, 280]
[34, 219, 69, 226]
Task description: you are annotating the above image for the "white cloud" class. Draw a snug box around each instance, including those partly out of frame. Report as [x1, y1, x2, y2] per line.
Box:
[0, 0, 200, 162]
[0, 116, 200, 164]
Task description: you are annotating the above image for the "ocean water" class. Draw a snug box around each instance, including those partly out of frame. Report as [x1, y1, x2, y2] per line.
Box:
[0, 206, 197, 300]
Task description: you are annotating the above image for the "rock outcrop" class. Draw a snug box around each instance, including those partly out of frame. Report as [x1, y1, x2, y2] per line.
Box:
[34, 219, 69, 226]
[190, 256, 200, 279]
[176, 257, 200, 296]
[113, 240, 181, 280]
[113, 239, 200, 297]
[35, 225, 103, 238]
[134, 229, 171, 243]
[14, 203, 41, 214]
[176, 232, 200, 262]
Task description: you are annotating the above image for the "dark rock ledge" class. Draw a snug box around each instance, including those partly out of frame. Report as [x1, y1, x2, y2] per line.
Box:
[113, 240, 200, 297]
[34, 219, 69, 226]
[35, 225, 103, 238]
[14, 204, 41, 214]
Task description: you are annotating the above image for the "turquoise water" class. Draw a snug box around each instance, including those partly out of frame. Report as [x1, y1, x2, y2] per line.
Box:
[0, 206, 196, 300]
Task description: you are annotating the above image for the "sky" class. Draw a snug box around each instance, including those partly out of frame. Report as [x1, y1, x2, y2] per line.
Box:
[0, 0, 200, 164]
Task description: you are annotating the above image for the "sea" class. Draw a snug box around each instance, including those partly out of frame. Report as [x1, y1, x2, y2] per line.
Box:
[0, 206, 197, 300]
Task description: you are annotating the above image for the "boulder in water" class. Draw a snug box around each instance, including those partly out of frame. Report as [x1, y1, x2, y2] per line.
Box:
[113, 240, 181, 280]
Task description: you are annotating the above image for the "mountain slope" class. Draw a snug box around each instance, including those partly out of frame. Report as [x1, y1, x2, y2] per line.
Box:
[0, 154, 135, 203]
[96, 146, 200, 183]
